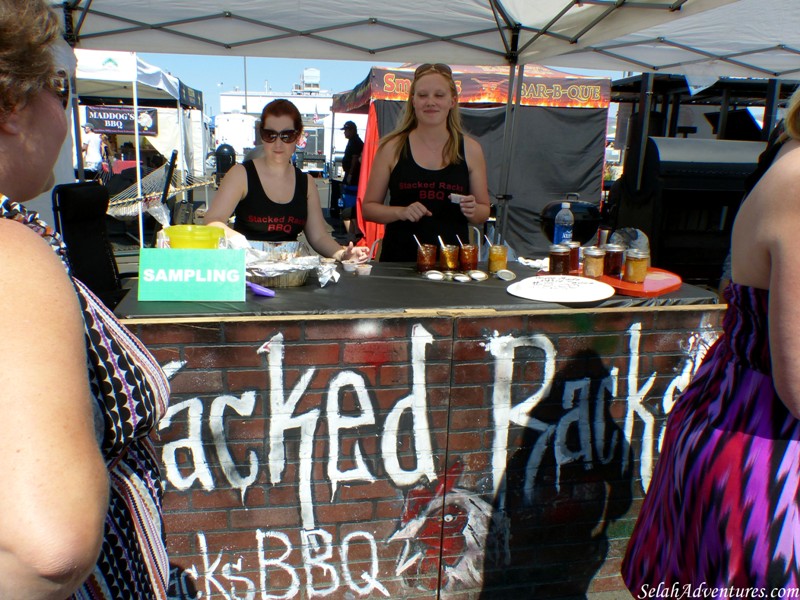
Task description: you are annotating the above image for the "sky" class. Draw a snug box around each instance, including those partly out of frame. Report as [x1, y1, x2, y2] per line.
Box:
[139, 53, 400, 116]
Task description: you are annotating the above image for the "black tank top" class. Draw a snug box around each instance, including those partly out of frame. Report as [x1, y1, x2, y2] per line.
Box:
[381, 137, 470, 262]
[233, 161, 308, 241]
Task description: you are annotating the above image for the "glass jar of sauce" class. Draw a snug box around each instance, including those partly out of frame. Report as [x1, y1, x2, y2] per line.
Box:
[548, 244, 571, 275]
[488, 244, 508, 274]
[417, 243, 437, 272]
[582, 246, 606, 278]
[440, 244, 459, 271]
[623, 249, 650, 284]
[602, 243, 625, 278]
[459, 244, 478, 272]
[566, 240, 581, 273]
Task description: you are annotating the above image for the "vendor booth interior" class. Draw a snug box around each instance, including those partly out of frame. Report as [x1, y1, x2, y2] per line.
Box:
[332, 64, 611, 259]
[606, 74, 800, 288]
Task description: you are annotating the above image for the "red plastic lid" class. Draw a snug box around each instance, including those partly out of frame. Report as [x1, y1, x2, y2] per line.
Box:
[598, 267, 682, 297]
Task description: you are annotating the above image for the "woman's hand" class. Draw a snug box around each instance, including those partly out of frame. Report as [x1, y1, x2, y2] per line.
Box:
[398, 202, 432, 223]
[340, 243, 370, 263]
[458, 195, 479, 219]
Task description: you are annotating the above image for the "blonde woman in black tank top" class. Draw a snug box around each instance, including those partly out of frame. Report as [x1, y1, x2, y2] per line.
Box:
[206, 99, 369, 263]
[362, 64, 490, 261]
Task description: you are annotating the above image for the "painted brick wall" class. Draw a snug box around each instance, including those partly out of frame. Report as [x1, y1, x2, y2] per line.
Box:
[127, 305, 725, 599]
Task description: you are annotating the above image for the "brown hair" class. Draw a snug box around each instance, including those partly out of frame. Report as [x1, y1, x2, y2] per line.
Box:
[260, 99, 303, 133]
[0, 0, 62, 120]
[379, 65, 465, 166]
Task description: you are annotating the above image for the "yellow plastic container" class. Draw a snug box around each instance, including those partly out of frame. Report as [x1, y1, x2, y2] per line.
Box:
[164, 225, 224, 249]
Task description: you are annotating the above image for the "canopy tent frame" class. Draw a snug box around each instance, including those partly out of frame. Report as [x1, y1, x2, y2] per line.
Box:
[59, 1, 728, 65]
[58, 0, 737, 245]
[543, 0, 800, 79]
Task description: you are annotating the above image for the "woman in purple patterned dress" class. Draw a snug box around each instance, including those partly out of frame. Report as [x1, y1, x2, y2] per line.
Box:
[0, 1, 169, 598]
[622, 90, 800, 592]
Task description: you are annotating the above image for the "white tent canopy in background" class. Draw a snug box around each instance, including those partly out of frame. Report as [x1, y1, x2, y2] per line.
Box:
[76, 48, 179, 100]
[543, 0, 800, 79]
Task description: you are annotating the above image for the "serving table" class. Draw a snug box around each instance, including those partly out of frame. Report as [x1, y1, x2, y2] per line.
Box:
[118, 261, 724, 599]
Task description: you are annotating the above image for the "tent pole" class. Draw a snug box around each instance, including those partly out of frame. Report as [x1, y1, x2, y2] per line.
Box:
[133, 77, 144, 248]
[329, 111, 336, 180]
[717, 88, 730, 140]
[178, 98, 186, 182]
[243, 57, 249, 114]
[496, 62, 524, 245]
[70, 74, 86, 183]
[634, 72, 654, 192]
[667, 94, 681, 137]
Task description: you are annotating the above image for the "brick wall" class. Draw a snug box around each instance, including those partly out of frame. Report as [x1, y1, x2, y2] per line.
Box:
[127, 305, 725, 599]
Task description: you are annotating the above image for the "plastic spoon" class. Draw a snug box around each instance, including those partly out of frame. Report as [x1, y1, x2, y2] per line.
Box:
[246, 281, 276, 297]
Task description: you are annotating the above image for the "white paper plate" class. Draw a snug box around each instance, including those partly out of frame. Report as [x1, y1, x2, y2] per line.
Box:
[507, 275, 615, 303]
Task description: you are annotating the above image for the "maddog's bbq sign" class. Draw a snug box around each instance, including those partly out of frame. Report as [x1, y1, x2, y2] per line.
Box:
[85, 105, 158, 136]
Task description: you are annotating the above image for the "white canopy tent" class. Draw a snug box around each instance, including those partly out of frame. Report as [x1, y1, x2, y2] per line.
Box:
[60, 0, 735, 66]
[53, 0, 752, 246]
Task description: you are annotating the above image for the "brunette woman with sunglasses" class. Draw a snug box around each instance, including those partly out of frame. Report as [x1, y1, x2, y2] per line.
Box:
[206, 99, 369, 262]
[362, 63, 490, 261]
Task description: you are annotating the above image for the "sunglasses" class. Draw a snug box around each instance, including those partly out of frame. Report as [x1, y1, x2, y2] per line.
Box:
[261, 128, 300, 144]
[48, 72, 69, 110]
[414, 63, 453, 78]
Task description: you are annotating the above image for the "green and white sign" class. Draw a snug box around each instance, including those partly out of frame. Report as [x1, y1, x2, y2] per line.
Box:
[138, 248, 246, 302]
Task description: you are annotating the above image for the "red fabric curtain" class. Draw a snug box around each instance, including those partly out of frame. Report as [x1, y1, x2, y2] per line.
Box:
[356, 102, 384, 255]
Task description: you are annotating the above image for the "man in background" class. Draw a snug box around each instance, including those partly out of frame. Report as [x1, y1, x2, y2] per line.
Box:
[341, 121, 364, 241]
[81, 123, 105, 178]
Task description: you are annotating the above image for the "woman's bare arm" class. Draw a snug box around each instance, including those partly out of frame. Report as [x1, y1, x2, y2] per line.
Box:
[302, 174, 368, 261]
[204, 162, 248, 233]
[0, 220, 108, 599]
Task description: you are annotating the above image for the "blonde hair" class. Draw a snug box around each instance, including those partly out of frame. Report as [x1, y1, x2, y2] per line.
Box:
[380, 66, 465, 166]
[782, 87, 800, 142]
[0, 0, 62, 120]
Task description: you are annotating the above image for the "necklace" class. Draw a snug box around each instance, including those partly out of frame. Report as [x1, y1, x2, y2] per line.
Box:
[0, 194, 69, 269]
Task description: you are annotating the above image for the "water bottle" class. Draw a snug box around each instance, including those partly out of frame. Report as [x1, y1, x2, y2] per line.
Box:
[553, 201, 574, 244]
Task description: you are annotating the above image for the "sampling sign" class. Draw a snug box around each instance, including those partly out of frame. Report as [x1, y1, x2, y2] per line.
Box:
[138, 249, 246, 301]
[85, 105, 159, 136]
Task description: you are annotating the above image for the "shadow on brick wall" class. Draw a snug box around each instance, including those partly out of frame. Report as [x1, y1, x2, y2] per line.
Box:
[479, 350, 633, 599]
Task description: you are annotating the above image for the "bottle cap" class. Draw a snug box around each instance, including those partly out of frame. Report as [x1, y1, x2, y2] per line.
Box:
[561, 202, 569, 208]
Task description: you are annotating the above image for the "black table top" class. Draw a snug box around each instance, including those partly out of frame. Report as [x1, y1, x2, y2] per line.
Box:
[113, 262, 720, 320]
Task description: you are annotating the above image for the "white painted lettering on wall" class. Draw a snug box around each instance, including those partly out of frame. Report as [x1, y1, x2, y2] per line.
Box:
[160, 319, 718, 597]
